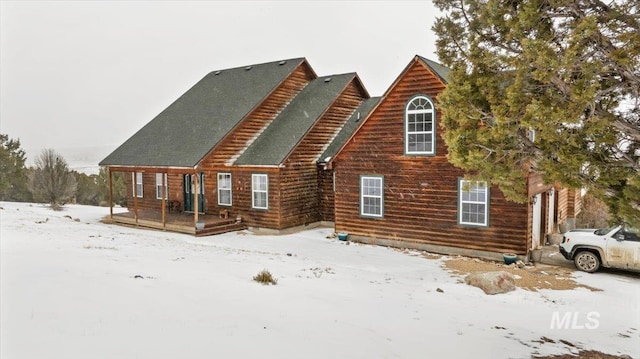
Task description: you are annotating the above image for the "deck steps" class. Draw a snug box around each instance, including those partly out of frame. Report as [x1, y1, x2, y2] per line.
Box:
[196, 219, 247, 237]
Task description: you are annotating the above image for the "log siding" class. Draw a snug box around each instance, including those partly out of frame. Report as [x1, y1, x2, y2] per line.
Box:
[124, 171, 185, 212]
[333, 58, 529, 255]
[279, 78, 368, 229]
[285, 80, 366, 164]
[203, 63, 315, 166]
[317, 168, 335, 222]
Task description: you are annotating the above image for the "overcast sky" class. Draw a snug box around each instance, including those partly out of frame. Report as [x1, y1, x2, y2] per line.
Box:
[1, 1, 441, 158]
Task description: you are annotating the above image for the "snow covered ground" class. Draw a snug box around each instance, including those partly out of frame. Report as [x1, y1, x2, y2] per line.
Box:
[1, 202, 638, 359]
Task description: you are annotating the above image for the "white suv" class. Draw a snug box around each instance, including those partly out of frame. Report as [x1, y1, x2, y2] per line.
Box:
[559, 225, 640, 273]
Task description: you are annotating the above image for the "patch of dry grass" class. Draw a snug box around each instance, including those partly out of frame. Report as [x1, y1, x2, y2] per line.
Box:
[442, 256, 600, 292]
[253, 269, 277, 285]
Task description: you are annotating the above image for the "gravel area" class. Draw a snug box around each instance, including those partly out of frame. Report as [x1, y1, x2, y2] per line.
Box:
[532, 350, 633, 359]
[437, 255, 601, 292]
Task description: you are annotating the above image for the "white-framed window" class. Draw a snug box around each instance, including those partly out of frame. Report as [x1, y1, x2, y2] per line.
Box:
[459, 179, 489, 226]
[405, 95, 435, 155]
[360, 175, 383, 218]
[133, 172, 143, 198]
[155, 173, 168, 200]
[252, 174, 268, 210]
[217, 172, 232, 206]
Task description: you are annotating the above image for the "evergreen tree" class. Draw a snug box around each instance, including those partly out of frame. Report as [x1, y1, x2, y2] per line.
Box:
[0, 134, 31, 202]
[72, 171, 100, 206]
[432, 0, 640, 226]
[97, 166, 127, 207]
[28, 149, 77, 210]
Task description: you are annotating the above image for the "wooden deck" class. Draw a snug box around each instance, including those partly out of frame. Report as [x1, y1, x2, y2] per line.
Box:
[108, 210, 246, 236]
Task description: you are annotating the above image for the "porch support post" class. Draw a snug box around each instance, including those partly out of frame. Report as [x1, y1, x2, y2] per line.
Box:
[161, 172, 166, 230]
[193, 171, 199, 228]
[108, 167, 113, 220]
[133, 171, 139, 225]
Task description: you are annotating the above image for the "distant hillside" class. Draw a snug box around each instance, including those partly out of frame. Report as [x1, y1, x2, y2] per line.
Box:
[25, 145, 116, 175]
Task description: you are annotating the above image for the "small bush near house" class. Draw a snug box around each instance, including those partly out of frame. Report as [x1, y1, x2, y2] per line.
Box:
[576, 192, 611, 228]
[253, 269, 277, 285]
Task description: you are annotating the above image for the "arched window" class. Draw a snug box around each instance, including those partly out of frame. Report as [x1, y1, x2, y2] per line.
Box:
[405, 96, 435, 155]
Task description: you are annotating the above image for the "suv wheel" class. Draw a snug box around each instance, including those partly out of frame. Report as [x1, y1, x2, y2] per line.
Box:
[574, 251, 600, 273]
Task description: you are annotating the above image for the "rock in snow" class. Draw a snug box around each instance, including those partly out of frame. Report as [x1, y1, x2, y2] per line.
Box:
[464, 271, 516, 295]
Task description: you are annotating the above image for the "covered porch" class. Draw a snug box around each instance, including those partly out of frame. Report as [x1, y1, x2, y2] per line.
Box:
[103, 165, 243, 236]
[108, 209, 246, 236]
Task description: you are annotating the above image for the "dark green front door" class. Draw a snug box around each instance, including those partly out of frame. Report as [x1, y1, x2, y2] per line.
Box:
[183, 173, 204, 213]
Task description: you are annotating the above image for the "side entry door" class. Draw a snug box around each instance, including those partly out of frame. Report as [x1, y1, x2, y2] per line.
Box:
[183, 173, 204, 213]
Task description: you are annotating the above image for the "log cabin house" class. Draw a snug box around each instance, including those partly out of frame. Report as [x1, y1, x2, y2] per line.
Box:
[326, 55, 581, 260]
[99, 58, 377, 236]
[100, 55, 579, 260]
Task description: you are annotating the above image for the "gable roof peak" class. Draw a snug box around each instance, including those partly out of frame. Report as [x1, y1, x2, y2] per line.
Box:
[234, 72, 360, 166]
[100, 57, 312, 168]
[415, 55, 450, 84]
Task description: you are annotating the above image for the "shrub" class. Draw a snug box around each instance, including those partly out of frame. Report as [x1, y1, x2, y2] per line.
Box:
[28, 149, 77, 210]
[253, 269, 277, 285]
[0, 134, 31, 202]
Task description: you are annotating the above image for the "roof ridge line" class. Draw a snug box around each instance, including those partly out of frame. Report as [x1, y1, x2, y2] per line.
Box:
[206, 57, 306, 76]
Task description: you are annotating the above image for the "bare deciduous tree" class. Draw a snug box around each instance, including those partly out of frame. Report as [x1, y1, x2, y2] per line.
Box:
[28, 149, 77, 210]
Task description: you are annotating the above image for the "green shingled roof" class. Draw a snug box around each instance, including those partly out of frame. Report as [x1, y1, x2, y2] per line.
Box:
[100, 58, 306, 168]
[234, 73, 356, 166]
[417, 56, 450, 84]
[318, 96, 381, 164]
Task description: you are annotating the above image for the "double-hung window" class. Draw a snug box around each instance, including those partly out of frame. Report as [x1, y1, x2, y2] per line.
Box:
[155, 173, 167, 199]
[217, 173, 232, 206]
[252, 174, 268, 209]
[360, 175, 383, 218]
[133, 172, 143, 198]
[405, 96, 435, 155]
[459, 179, 489, 226]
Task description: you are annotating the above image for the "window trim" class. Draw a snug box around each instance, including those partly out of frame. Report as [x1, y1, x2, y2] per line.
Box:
[458, 178, 490, 227]
[133, 172, 143, 198]
[405, 95, 436, 156]
[332, 171, 336, 193]
[360, 175, 384, 218]
[155, 173, 168, 200]
[251, 174, 268, 210]
[217, 172, 233, 206]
